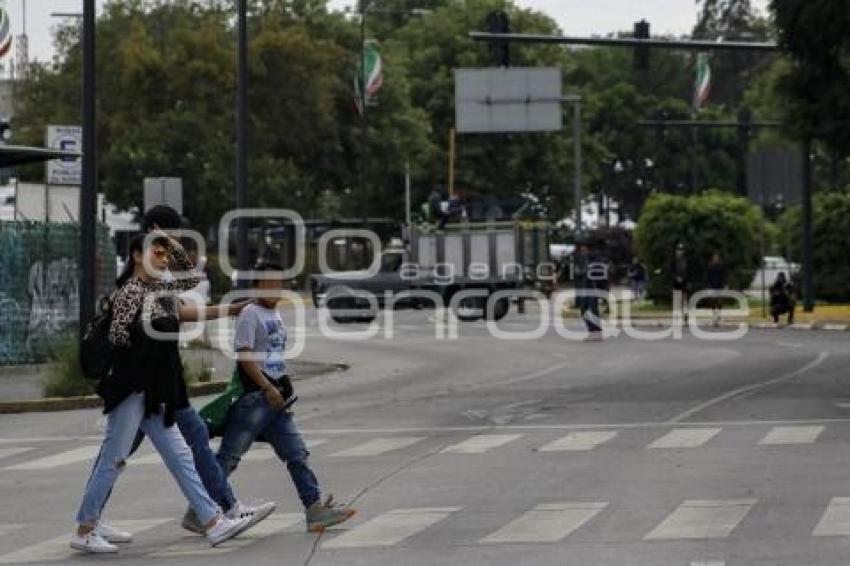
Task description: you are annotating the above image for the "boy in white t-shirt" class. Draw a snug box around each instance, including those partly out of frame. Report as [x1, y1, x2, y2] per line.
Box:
[216, 264, 355, 532]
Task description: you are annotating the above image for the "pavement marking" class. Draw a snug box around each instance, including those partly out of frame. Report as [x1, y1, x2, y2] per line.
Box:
[0, 525, 22, 538]
[537, 431, 618, 452]
[0, 448, 34, 460]
[479, 502, 608, 544]
[813, 497, 850, 536]
[150, 513, 303, 557]
[0, 518, 169, 564]
[644, 499, 756, 540]
[4, 445, 100, 471]
[648, 428, 722, 449]
[668, 352, 830, 423]
[758, 425, 824, 445]
[440, 434, 523, 454]
[322, 507, 460, 549]
[131, 440, 325, 466]
[328, 437, 426, 458]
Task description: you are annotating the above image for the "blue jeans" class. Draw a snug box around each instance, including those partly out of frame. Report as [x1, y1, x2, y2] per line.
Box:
[217, 390, 320, 509]
[579, 294, 601, 332]
[76, 393, 220, 526]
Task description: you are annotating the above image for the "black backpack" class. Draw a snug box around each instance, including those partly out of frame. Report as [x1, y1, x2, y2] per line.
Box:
[80, 296, 115, 380]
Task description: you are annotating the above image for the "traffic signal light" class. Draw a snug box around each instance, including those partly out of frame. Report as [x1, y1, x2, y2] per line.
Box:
[486, 10, 510, 67]
[634, 19, 650, 70]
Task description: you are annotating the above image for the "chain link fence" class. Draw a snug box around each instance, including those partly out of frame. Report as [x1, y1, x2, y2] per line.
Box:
[0, 221, 116, 364]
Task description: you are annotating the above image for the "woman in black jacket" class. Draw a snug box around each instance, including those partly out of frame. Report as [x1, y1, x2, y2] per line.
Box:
[71, 233, 250, 553]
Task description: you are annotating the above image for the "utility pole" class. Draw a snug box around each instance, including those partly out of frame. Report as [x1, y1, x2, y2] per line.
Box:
[360, 0, 369, 208]
[236, 0, 248, 281]
[801, 138, 814, 312]
[573, 100, 582, 232]
[79, 0, 96, 339]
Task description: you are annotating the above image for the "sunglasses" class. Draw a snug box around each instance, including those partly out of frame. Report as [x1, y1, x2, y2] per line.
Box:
[150, 248, 170, 259]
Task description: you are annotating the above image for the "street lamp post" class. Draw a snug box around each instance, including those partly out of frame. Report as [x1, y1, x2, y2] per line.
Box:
[236, 0, 248, 282]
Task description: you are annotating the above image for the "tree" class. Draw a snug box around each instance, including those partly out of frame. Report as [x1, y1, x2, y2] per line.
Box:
[12, 0, 434, 227]
[770, 0, 850, 162]
[389, 0, 575, 218]
[777, 192, 850, 302]
[693, 0, 774, 109]
[634, 190, 765, 298]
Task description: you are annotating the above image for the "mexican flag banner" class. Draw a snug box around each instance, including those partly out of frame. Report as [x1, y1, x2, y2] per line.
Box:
[355, 41, 383, 115]
[693, 52, 711, 110]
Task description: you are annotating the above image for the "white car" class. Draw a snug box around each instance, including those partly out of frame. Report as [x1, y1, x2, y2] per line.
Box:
[750, 256, 799, 290]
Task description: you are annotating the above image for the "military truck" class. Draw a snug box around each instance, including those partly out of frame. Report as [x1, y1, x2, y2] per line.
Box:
[310, 222, 553, 323]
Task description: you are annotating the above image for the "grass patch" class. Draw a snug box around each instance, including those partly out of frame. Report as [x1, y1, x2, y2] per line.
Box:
[42, 336, 96, 398]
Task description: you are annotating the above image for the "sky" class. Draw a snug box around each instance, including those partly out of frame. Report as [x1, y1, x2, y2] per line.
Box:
[10, 0, 770, 66]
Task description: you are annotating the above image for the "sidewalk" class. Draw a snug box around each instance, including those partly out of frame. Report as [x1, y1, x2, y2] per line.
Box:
[562, 301, 850, 329]
[0, 348, 344, 406]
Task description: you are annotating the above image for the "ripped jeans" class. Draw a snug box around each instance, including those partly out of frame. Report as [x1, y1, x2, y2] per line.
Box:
[75, 393, 220, 527]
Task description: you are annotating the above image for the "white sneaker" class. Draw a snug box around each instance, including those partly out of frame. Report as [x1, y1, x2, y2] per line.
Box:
[205, 515, 251, 547]
[94, 521, 132, 543]
[70, 531, 118, 554]
[226, 501, 277, 532]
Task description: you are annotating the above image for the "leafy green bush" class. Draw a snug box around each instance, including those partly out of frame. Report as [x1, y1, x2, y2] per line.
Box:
[42, 336, 96, 398]
[778, 192, 850, 302]
[634, 190, 766, 300]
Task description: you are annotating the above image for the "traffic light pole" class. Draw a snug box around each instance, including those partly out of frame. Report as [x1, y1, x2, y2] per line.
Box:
[79, 0, 96, 340]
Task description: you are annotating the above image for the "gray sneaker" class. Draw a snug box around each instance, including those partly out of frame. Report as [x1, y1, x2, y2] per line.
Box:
[181, 508, 205, 535]
[305, 495, 356, 533]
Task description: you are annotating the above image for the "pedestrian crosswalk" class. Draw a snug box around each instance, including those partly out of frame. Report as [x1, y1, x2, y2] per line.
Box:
[643, 499, 756, 540]
[479, 502, 608, 544]
[5, 496, 850, 562]
[5, 424, 850, 472]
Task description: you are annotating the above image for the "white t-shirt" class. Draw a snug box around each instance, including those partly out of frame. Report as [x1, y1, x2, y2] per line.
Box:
[233, 303, 287, 380]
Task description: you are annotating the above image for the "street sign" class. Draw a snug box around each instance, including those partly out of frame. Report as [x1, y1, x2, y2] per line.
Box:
[454, 67, 563, 133]
[747, 150, 802, 206]
[46, 125, 82, 185]
[144, 177, 183, 215]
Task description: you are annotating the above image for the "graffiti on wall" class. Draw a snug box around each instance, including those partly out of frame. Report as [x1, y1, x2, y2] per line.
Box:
[26, 258, 79, 352]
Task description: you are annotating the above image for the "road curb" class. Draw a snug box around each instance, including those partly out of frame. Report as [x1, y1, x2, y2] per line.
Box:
[0, 361, 349, 415]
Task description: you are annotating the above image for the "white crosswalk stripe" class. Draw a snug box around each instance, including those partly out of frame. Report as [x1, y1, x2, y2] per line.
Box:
[480, 502, 608, 544]
[813, 497, 850, 536]
[322, 507, 460, 549]
[130, 439, 326, 466]
[440, 434, 522, 454]
[4, 445, 100, 471]
[149, 513, 303, 558]
[758, 426, 824, 445]
[644, 499, 756, 540]
[537, 431, 617, 452]
[0, 519, 169, 564]
[0, 448, 34, 461]
[648, 428, 721, 449]
[329, 437, 426, 458]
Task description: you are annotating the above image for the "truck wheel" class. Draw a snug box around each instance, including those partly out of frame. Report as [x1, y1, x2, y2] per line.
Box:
[486, 296, 510, 321]
[454, 295, 484, 321]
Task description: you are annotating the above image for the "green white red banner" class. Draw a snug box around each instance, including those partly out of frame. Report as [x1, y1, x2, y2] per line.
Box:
[693, 52, 711, 110]
[355, 41, 383, 115]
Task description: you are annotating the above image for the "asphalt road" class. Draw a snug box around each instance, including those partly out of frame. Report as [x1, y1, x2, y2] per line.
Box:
[1, 303, 849, 566]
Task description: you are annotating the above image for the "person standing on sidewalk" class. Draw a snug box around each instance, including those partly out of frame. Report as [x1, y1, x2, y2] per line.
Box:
[669, 243, 690, 322]
[71, 233, 252, 553]
[627, 257, 647, 302]
[216, 264, 357, 532]
[706, 252, 727, 327]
